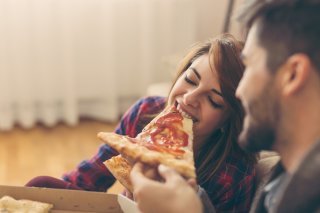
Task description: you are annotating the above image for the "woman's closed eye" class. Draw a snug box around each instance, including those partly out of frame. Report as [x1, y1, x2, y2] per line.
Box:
[208, 96, 224, 109]
[184, 70, 199, 86]
[184, 75, 197, 86]
[184, 68, 224, 109]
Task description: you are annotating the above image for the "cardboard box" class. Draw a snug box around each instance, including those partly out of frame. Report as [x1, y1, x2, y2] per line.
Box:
[0, 185, 140, 213]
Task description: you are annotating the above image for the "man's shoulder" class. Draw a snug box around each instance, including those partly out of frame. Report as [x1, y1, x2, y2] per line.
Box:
[275, 140, 320, 212]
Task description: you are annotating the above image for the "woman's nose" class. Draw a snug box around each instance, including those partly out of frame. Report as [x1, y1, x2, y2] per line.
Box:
[183, 90, 199, 107]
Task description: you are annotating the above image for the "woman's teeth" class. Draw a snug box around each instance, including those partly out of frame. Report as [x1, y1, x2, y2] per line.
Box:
[177, 104, 192, 120]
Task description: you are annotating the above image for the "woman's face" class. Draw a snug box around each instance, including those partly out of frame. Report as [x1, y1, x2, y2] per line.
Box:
[168, 54, 227, 149]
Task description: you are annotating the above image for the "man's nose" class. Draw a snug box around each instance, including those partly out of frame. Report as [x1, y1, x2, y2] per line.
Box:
[235, 79, 244, 100]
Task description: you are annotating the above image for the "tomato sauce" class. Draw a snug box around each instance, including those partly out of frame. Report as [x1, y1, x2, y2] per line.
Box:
[134, 107, 190, 156]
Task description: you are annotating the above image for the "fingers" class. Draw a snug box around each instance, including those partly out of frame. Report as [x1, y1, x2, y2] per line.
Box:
[143, 165, 159, 180]
[122, 188, 134, 200]
[120, 153, 135, 165]
[131, 162, 160, 181]
[187, 178, 199, 192]
[157, 164, 183, 183]
[158, 165, 198, 192]
[131, 163, 185, 188]
[130, 162, 147, 186]
[130, 163, 160, 207]
[130, 163, 148, 201]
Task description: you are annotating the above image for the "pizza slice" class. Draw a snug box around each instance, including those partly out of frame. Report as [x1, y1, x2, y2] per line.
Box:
[104, 155, 133, 193]
[0, 196, 53, 213]
[99, 104, 195, 192]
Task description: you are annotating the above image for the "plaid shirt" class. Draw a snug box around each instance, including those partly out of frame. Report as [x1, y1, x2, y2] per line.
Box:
[63, 96, 255, 212]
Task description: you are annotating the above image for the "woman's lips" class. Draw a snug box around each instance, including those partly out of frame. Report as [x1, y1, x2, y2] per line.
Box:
[176, 102, 198, 122]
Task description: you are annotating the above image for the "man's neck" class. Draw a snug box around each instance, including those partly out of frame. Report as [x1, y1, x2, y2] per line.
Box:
[276, 106, 320, 174]
[278, 137, 315, 174]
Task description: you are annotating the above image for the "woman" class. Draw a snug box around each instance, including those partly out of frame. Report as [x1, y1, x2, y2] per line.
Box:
[26, 34, 256, 212]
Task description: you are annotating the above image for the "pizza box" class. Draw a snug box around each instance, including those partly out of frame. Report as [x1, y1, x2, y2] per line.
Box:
[0, 185, 141, 213]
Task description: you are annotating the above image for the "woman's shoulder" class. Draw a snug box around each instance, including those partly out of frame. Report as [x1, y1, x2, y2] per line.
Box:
[205, 150, 255, 185]
[115, 96, 166, 136]
[208, 151, 256, 192]
[224, 150, 256, 177]
[138, 96, 167, 105]
[135, 96, 167, 113]
[123, 96, 166, 115]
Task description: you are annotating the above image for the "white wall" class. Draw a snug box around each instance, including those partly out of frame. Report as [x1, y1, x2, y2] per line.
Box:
[195, 0, 227, 40]
[147, 0, 247, 98]
[195, 0, 245, 41]
[229, 0, 246, 40]
[0, 0, 246, 129]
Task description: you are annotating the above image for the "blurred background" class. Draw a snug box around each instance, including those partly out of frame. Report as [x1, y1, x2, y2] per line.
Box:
[0, 0, 244, 193]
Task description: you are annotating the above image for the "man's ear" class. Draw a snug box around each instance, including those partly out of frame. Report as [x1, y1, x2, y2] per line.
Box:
[281, 54, 311, 96]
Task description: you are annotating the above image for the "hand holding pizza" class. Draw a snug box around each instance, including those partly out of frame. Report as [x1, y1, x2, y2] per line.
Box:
[130, 162, 202, 213]
[99, 105, 196, 193]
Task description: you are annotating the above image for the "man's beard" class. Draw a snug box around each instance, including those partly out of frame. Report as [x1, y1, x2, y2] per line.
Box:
[238, 119, 276, 153]
[238, 91, 280, 153]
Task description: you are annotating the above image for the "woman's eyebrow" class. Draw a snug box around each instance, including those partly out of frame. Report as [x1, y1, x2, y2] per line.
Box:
[190, 67, 222, 97]
[211, 88, 223, 97]
[190, 67, 201, 80]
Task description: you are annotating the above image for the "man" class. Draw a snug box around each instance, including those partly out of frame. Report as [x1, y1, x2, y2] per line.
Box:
[235, 0, 320, 212]
[130, 0, 320, 212]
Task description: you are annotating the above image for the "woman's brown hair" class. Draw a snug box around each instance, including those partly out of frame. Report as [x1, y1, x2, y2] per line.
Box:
[170, 34, 256, 184]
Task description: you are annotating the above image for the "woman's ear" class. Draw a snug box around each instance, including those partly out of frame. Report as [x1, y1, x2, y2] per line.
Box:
[281, 53, 311, 97]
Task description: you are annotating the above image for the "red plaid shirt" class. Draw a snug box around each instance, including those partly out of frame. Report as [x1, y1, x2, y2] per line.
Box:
[63, 96, 255, 212]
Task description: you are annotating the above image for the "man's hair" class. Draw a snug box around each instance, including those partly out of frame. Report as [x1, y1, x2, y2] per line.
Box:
[237, 0, 320, 72]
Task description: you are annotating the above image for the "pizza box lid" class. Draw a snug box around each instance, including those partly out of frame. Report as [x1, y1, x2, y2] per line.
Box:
[0, 185, 141, 213]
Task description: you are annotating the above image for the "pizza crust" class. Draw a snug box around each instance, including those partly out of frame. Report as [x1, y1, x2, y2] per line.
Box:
[0, 196, 53, 213]
[104, 155, 133, 193]
[98, 132, 196, 178]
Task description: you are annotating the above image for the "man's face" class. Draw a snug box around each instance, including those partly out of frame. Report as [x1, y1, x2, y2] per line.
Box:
[236, 23, 281, 153]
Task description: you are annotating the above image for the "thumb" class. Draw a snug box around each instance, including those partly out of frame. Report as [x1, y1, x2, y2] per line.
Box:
[158, 164, 182, 182]
[130, 162, 149, 186]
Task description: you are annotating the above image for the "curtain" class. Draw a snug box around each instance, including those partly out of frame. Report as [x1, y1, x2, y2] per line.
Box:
[0, 0, 197, 131]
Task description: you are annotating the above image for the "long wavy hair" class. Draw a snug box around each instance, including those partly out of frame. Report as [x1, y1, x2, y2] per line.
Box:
[138, 34, 256, 185]
[169, 34, 256, 184]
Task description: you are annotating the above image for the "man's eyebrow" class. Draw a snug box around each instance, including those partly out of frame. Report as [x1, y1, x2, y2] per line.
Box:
[190, 67, 201, 80]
